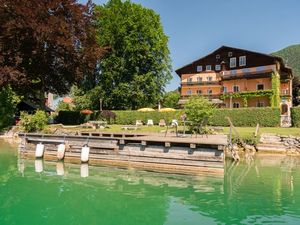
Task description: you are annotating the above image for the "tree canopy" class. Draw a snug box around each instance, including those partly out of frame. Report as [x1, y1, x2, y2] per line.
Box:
[162, 90, 180, 108]
[0, 0, 105, 101]
[84, 0, 172, 110]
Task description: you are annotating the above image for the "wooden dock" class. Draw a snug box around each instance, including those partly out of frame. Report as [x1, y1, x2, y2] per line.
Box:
[18, 133, 227, 175]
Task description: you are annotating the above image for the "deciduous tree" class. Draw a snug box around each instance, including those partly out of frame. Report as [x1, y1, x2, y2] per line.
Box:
[0, 0, 105, 104]
[88, 0, 172, 109]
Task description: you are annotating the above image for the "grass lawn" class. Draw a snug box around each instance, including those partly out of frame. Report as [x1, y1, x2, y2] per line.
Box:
[222, 126, 300, 137]
[52, 124, 300, 137]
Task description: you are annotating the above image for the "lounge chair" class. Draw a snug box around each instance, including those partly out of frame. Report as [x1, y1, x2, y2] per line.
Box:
[171, 119, 178, 127]
[159, 119, 166, 127]
[135, 120, 143, 126]
[147, 119, 154, 126]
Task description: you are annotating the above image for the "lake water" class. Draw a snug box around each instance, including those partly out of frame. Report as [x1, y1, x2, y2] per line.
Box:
[1, 141, 300, 225]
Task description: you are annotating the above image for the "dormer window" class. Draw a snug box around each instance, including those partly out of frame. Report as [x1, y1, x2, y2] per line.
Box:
[230, 57, 236, 68]
[196, 66, 203, 72]
[206, 65, 211, 71]
[239, 56, 246, 66]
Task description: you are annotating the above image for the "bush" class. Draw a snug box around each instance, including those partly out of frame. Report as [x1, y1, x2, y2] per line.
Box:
[291, 107, 300, 127]
[185, 97, 215, 133]
[209, 107, 280, 127]
[56, 111, 85, 125]
[0, 86, 21, 130]
[19, 110, 49, 132]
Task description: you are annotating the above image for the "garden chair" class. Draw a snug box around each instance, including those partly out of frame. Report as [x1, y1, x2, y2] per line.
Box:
[147, 119, 154, 126]
[159, 119, 166, 127]
[135, 120, 143, 126]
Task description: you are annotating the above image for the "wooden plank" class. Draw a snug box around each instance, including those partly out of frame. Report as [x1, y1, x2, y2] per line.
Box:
[115, 150, 223, 162]
[78, 154, 224, 168]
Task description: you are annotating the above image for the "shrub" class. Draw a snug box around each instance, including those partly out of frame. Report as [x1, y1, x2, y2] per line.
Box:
[0, 86, 21, 130]
[291, 107, 300, 127]
[184, 97, 215, 133]
[209, 107, 280, 127]
[19, 110, 49, 132]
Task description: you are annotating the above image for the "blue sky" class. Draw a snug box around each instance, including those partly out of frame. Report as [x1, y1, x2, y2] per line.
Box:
[87, 0, 300, 91]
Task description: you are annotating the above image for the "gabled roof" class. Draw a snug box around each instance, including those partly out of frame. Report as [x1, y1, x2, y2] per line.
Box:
[17, 101, 54, 112]
[175, 45, 292, 76]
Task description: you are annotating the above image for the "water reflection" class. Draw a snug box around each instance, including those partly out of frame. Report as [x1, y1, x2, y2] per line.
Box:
[34, 159, 43, 173]
[8, 150, 300, 224]
[80, 163, 89, 178]
[56, 161, 64, 176]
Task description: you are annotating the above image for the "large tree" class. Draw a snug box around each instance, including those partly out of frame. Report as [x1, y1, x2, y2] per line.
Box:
[85, 0, 172, 110]
[0, 0, 105, 104]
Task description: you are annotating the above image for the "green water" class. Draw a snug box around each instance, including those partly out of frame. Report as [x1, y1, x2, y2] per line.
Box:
[1, 141, 300, 225]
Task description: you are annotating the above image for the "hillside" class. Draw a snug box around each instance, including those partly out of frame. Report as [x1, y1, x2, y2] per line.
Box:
[272, 44, 300, 77]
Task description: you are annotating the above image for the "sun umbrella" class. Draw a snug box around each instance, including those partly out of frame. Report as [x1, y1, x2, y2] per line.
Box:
[80, 109, 93, 114]
[159, 108, 176, 112]
[137, 108, 155, 112]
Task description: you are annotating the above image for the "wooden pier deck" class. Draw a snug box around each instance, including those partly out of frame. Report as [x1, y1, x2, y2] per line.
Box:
[18, 133, 228, 175]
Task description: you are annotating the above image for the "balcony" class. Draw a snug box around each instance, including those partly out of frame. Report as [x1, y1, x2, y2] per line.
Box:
[221, 65, 276, 80]
[181, 80, 221, 86]
[280, 89, 291, 97]
[181, 94, 221, 99]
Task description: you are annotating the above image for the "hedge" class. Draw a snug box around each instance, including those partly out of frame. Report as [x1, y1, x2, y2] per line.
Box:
[209, 107, 280, 127]
[291, 107, 300, 127]
[56, 107, 281, 127]
[112, 110, 183, 125]
[56, 111, 86, 125]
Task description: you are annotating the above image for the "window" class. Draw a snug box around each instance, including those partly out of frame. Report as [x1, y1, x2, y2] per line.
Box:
[257, 84, 264, 90]
[207, 89, 213, 95]
[187, 77, 192, 83]
[257, 102, 264, 107]
[233, 102, 240, 108]
[228, 52, 233, 57]
[282, 89, 289, 95]
[233, 85, 239, 92]
[207, 76, 212, 81]
[196, 66, 203, 72]
[223, 86, 228, 93]
[215, 64, 221, 71]
[216, 54, 220, 59]
[197, 77, 202, 82]
[206, 65, 211, 71]
[186, 90, 192, 95]
[230, 57, 236, 68]
[196, 90, 202, 95]
[239, 56, 246, 66]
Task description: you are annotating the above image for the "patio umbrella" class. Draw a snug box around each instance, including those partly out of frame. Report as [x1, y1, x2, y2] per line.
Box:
[80, 109, 93, 115]
[137, 108, 155, 112]
[159, 108, 176, 112]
